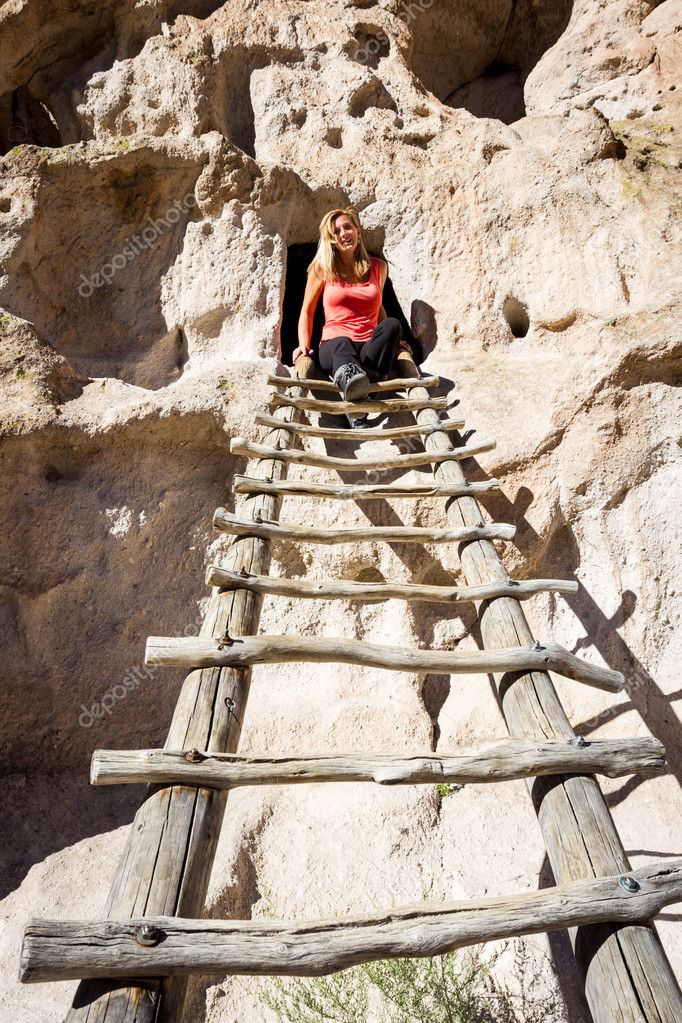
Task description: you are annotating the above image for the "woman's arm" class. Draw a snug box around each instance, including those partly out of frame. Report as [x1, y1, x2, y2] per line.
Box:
[376, 260, 388, 322]
[293, 264, 324, 363]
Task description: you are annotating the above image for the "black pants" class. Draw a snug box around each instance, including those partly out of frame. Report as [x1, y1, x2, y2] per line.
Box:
[316, 317, 402, 381]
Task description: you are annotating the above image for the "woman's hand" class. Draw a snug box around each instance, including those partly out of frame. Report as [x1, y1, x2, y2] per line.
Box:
[292, 345, 312, 363]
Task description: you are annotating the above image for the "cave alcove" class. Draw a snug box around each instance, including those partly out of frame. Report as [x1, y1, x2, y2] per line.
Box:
[407, 0, 575, 124]
[0, 87, 62, 154]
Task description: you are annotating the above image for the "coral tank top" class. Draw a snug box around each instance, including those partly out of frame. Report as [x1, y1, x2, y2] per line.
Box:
[320, 256, 381, 343]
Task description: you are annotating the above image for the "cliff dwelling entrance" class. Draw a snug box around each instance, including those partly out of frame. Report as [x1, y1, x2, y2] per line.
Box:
[280, 244, 325, 365]
[280, 243, 419, 365]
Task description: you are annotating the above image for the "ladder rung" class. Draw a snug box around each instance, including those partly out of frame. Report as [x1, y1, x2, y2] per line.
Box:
[213, 509, 515, 545]
[90, 738, 666, 788]
[267, 374, 440, 393]
[146, 635, 625, 693]
[21, 858, 682, 982]
[229, 436, 495, 471]
[232, 474, 500, 500]
[270, 392, 450, 415]
[255, 412, 465, 440]
[205, 567, 578, 603]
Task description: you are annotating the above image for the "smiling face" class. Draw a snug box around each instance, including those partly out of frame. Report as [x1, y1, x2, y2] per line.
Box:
[331, 213, 360, 258]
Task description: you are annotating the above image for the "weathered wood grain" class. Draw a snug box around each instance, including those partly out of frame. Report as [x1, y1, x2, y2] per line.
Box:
[205, 567, 578, 604]
[267, 374, 440, 393]
[254, 412, 466, 440]
[269, 391, 450, 414]
[21, 859, 682, 983]
[232, 474, 499, 500]
[230, 435, 495, 471]
[90, 738, 666, 788]
[62, 358, 318, 1023]
[145, 635, 625, 693]
[397, 351, 682, 1022]
[213, 508, 514, 545]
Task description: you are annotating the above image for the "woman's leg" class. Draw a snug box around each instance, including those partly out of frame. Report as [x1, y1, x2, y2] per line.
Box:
[317, 336, 361, 377]
[359, 317, 402, 380]
[317, 336, 370, 404]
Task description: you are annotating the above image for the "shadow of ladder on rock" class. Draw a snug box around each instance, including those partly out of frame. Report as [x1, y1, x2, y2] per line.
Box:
[19, 352, 682, 1023]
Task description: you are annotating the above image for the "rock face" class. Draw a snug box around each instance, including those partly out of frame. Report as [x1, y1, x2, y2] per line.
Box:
[0, 1, 680, 1021]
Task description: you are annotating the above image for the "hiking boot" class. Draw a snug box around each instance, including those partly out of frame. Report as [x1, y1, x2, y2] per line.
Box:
[347, 412, 372, 429]
[333, 362, 370, 401]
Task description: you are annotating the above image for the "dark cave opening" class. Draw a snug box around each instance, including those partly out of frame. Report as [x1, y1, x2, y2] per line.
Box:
[408, 0, 574, 125]
[0, 87, 62, 155]
[445, 60, 526, 126]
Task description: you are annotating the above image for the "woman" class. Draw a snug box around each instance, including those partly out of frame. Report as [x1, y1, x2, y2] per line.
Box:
[293, 207, 409, 428]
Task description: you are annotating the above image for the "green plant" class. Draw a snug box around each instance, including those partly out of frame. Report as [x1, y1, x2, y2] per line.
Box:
[363, 948, 500, 1022]
[258, 968, 368, 1023]
[249, 942, 564, 1023]
[243, 856, 564, 1022]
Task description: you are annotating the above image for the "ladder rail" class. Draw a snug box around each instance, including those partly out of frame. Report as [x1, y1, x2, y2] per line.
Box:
[48, 354, 681, 1021]
[61, 360, 317, 1023]
[397, 350, 682, 1023]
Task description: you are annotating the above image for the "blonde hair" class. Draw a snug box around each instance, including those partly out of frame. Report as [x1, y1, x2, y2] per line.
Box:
[307, 207, 371, 283]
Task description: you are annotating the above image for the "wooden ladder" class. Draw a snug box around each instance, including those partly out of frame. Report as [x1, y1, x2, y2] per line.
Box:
[20, 352, 682, 1023]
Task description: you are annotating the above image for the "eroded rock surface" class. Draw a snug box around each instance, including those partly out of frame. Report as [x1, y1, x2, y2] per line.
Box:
[0, 1, 680, 1021]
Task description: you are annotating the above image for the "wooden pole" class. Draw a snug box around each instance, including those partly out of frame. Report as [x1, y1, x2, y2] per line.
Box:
[204, 567, 578, 604]
[62, 355, 318, 1023]
[254, 412, 466, 440]
[145, 634, 624, 693]
[21, 859, 682, 983]
[397, 352, 682, 1022]
[229, 436, 496, 471]
[213, 509, 515, 545]
[90, 738, 666, 788]
[267, 373, 440, 392]
[269, 391, 450, 414]
[232, 474, 500, 500]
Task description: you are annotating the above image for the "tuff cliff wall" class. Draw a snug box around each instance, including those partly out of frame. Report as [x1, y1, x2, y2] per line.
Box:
[0, 2, 680, 1020]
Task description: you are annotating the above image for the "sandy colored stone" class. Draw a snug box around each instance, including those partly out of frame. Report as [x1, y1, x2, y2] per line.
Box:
[0, 1, 680, 1021]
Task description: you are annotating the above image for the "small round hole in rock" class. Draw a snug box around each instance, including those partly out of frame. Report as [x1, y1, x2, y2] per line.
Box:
[503, 297, 530, 338]
[325, 127, 343, 149]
